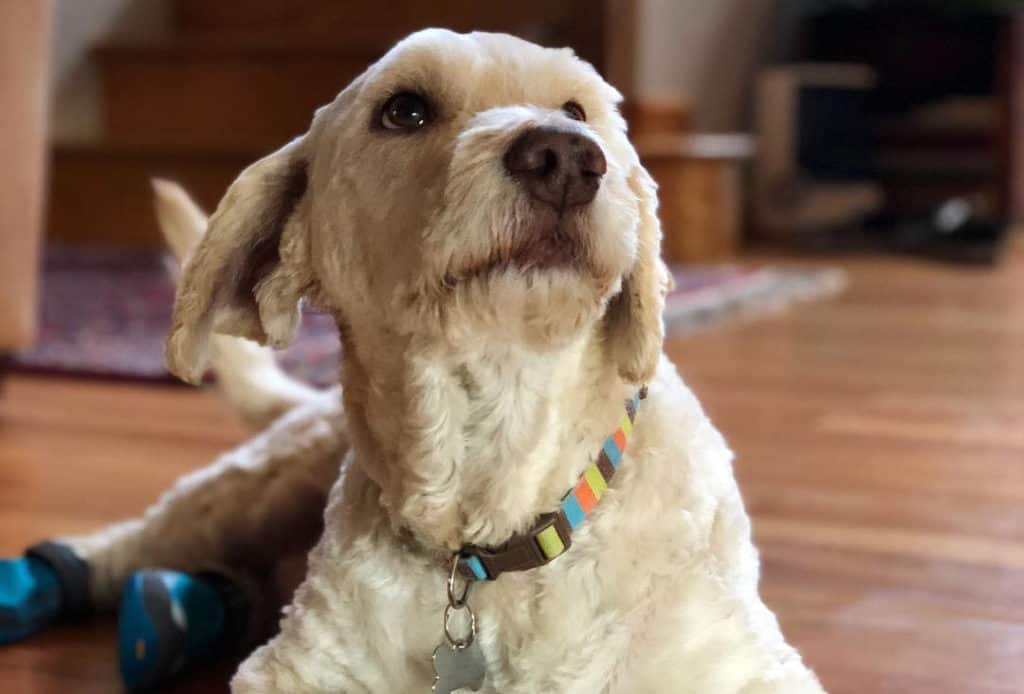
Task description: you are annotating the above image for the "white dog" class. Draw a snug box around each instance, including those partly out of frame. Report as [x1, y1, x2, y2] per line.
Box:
[59, 29, 825, 693]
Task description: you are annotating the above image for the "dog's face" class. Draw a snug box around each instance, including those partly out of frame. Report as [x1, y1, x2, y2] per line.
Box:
[167, 30, 666, 386]
[305, 30, 642, 348]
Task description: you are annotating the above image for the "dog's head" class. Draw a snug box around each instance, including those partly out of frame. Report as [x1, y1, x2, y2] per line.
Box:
[167, 29, 667, 386]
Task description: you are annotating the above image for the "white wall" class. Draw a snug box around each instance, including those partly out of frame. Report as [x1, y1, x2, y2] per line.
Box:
[50, 0, 170, 142]
[636, 0, 775, 132]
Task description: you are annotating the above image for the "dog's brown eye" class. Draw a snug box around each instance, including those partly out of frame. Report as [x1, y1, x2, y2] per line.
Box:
[381, 92, 431, 130]
[562, 101, 586, 122]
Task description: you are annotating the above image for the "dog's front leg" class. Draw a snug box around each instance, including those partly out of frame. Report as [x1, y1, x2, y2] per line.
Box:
[230, 465, 444, 693]
[57, 390, 348, 612]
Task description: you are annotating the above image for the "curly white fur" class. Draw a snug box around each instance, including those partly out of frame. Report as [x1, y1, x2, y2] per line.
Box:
[61, 30, 824, 694]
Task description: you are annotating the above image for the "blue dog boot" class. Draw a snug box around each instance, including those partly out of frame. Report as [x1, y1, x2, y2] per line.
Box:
[0, 557, 60, 644]
[0, 542, 92, 644]
[118, 570, 250, 690]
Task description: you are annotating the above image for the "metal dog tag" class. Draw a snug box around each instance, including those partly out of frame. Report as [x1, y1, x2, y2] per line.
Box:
[432, 639, 485, 694]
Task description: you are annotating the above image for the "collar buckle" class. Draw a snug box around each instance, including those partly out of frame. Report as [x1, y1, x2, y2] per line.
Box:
[458, 511, 572, 582]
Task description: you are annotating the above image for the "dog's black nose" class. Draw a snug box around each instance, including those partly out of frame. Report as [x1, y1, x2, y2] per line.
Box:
[504, 127, 607, 210]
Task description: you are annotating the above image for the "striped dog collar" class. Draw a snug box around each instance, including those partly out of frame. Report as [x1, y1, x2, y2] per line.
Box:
[456, 386, 647, 581]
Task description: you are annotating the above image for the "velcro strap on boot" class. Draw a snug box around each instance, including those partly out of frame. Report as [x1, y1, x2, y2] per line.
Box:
[25, 542, 92, 621]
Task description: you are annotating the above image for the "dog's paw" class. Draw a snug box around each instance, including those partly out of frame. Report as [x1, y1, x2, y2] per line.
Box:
[0, 556, 63, 644]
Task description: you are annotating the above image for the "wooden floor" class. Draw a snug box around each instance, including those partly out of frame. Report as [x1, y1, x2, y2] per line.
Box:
[2, 243, 1023, 693]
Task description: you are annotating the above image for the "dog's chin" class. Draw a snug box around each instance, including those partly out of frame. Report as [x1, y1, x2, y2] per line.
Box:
[505, 205, 587, 272]
[416, 207, 625, 348]
[449, 209, 609, 285]
[441, 266, 610, 350]
[507, 232, 581, 272]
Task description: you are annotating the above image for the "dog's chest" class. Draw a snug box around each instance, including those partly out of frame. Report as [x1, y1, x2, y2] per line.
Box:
[461, 523, 649, 689]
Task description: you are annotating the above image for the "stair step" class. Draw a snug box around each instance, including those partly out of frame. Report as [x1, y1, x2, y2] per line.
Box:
[49, 144, 255, 246]
[173, 0, 578, 40]
[96, 36, 377, 153]
[175, 0, 313, 33]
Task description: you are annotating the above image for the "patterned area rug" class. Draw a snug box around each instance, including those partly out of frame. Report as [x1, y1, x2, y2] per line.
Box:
[11, 247, 844, 387]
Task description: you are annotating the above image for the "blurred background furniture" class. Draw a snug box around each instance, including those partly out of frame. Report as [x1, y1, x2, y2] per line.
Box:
[0, 1, 51, 355]
[756, 0, 1023, 254]
[638, 132, 754, 262]
[1007, 13, 1024, 224]
[753, 64, 883, 239]
[628, 96, 755, 263]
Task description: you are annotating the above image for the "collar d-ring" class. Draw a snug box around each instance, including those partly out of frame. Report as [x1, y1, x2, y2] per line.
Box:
[447, 552, 471, 608]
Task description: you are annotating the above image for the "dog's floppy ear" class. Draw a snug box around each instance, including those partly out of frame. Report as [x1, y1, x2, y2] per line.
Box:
[605, 162, 670, 385]
[166, 136, 314, 385]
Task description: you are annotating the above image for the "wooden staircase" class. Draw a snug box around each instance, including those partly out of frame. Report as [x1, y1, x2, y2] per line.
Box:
[48, 0, 605, 246]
